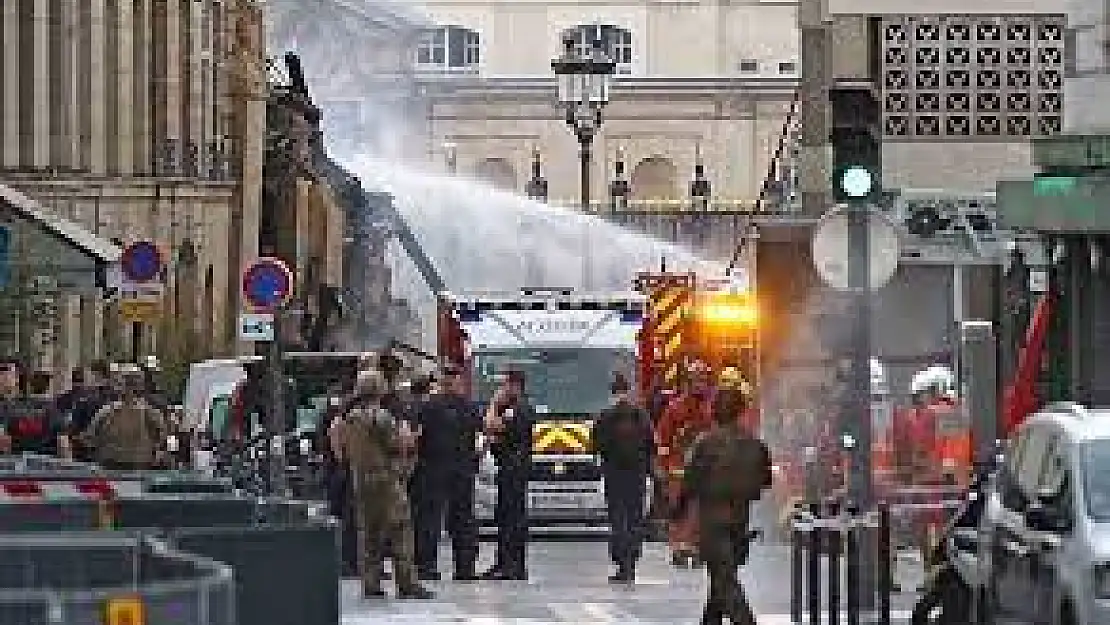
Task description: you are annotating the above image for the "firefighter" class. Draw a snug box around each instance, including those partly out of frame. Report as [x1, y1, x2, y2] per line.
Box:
[593, 372, 654, 583]
[656, 361, 717, 567]
[79, 366, 169, 470]
[671, 381, 771, 625]
[480, 369, 534, 580]
[332, 368, 432, 600]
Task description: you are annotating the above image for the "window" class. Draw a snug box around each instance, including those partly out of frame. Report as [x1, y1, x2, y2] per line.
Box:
[564, 24, 633, 73]
[1083, 440, 1110, 520]
[473, 348, 636, 415]
[778, 61, 797, 74]
[738, 59, 760, 73]
[416, 26, 480, 70]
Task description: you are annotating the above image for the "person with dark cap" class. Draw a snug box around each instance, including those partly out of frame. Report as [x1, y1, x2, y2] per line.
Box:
[480, 369, 535, 580]
[672, 383, 771, 625]
[592, 372, 654, 583]
[409, 364, 482, 581]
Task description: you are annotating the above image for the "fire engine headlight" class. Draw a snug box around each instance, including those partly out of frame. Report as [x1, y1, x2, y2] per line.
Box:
[298, 436, 313, 456]
[1094, 563, 1110, 599]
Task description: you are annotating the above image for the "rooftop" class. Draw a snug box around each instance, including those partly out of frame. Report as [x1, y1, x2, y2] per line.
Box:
[0, 184, 122, 264]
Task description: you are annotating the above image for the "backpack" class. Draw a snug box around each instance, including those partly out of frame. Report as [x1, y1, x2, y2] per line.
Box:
[695, 428, 772, 504]
[88, 401, 165, 463]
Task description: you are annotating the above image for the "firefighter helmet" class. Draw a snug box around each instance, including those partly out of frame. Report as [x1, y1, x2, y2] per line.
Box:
[718, 367, 752, 396]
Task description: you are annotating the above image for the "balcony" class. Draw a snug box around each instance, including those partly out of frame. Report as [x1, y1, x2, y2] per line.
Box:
[543, 198, 806, 262]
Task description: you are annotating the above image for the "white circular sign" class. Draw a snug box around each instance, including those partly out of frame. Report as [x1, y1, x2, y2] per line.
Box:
[811, 206, 900, 291]
[839, 166, 874, 198]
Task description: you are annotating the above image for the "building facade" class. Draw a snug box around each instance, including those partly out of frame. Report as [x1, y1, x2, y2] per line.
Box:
[414, 0, 800, 208]
[0, 0, 267, 376]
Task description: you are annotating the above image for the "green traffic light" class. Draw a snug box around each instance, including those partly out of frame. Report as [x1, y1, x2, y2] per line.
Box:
[838, 165, 874, 199]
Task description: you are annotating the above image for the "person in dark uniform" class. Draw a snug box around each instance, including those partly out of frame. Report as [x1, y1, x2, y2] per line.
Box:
[593, 373, 654, 583]
[410, 365, 482, 581]
[480, 370, 534, 580]
[672, 386, 771, 625]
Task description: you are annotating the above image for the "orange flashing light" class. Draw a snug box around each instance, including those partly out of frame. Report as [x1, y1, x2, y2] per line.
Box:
[694, 293, 759, 327]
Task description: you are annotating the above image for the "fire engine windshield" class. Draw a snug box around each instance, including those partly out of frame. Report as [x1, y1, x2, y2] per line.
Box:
[473, 348, 635, 416]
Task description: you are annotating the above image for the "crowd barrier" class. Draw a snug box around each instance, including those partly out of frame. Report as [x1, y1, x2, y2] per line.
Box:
[789, 501, 894, 625]
[1, 486, 341, 625]
[0, 532, 235, 625]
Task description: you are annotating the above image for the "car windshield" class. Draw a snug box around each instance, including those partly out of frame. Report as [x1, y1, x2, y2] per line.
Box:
[1082, 439, 1110, 521]
[473, 348, 635, 416]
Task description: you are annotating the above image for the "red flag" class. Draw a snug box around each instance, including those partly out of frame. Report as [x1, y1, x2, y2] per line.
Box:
[1001, 292, 1054, 437]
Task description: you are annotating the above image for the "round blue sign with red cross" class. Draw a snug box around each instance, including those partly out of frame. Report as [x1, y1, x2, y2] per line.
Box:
[120, 241, 163, 283]
[242, 257, 294, 311]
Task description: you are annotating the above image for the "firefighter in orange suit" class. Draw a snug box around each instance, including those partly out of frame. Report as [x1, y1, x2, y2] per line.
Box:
[656, 361, 716, 567]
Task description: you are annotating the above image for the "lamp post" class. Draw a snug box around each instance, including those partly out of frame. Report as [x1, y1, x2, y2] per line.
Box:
[552, 35, 615, 289]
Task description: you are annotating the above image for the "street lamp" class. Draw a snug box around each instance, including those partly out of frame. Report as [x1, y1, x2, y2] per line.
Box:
[552, 34, 615, 289]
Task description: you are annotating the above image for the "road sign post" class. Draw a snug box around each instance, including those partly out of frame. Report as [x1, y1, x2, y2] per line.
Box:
[241, 257, 295, 497]
[119, 242, 164, 362]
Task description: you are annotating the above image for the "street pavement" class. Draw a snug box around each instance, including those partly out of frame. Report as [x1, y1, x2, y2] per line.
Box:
[341, 540, 924, 624]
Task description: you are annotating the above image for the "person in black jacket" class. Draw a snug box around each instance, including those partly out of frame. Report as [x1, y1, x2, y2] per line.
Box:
[480, 369, 534, 580]
[592, 373, 654, 583]
[410, 365, 482, 581]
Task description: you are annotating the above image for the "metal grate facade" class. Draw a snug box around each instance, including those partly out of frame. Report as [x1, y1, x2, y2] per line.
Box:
[880, 14, 1066, 140]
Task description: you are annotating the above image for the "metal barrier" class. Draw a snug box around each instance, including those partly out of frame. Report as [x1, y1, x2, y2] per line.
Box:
[0, 454, 234, 502]
[166, 499, 340, 625]
[0, 532, 235, 625]
[789, 501, 894, 625]
[0, 458, 340, 625]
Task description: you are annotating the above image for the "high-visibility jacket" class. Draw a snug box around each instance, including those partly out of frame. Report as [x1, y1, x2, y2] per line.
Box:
[930, 397, 971, 483]
[655, 393, 715, 474]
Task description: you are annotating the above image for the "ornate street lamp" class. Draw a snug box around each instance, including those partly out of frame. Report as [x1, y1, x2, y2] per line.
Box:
[552, 35, 615, 211]
[552, 34, 615, 288]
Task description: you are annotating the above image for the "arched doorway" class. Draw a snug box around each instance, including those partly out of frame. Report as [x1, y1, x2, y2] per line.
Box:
[630, 157, 678, 203]
[473, 158, 517, 191]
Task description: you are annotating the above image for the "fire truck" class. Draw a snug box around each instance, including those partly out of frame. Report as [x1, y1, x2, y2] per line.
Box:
[437, 287, 646, 532]
[633, 272, 762, 418]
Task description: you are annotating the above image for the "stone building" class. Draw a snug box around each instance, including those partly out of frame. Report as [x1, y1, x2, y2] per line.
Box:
[413, 0, 799, 208]
[0, 0, 268, 376]
[266, 0, 429, 347]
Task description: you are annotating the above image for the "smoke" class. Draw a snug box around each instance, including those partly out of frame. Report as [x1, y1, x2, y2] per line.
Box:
[264, 0, 428, 163]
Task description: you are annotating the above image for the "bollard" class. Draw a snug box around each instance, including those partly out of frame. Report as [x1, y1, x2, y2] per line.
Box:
[808, 502, 821, 625]
[845, 504, 860, 625]
[877, 502, 892, 625]
[826, 500, 841, 624]
[790, 508, 804, 624]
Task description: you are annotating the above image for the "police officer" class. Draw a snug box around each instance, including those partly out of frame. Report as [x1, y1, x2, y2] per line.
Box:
[79, 366, 169, 470]
[333, 369, 432, 600]
[480, 370, 534, 580]
[592, 373, 654, 583]
[673, 385, 771, 625]
[410, 365, 482, 581]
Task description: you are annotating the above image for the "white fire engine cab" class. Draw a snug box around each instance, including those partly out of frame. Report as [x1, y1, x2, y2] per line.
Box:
[437, 288, 646, 531]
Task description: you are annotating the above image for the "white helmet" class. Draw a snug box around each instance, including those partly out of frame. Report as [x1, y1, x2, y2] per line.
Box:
[910, 365, 956, 397]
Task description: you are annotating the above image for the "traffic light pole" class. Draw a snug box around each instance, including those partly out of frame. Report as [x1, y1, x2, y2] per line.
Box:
[845, 200, 873, 509]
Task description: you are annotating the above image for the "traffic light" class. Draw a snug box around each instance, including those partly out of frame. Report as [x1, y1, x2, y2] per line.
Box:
[831, 87, 882, 205]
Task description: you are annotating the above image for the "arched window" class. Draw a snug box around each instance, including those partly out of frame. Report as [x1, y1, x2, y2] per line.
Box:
[563, 24, 633, 73]
[416, 26, 480, 70]
[630, 157, 678, 203]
